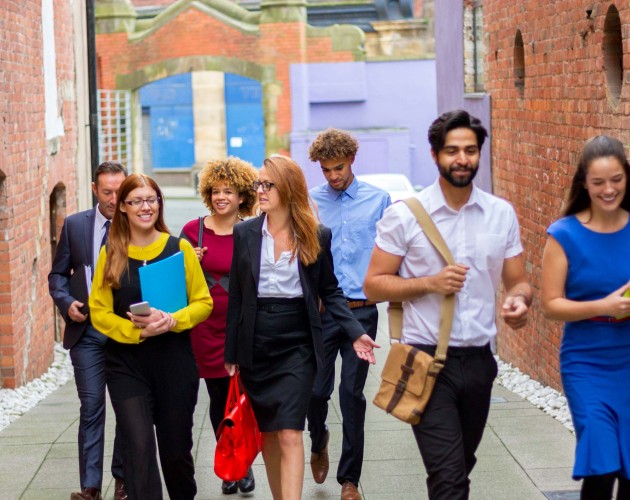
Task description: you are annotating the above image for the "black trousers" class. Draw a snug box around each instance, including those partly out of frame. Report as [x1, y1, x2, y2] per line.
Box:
[411, 344, 497, 500]
[70, 325, 124, 490]
[204, 376, 230, 437]
[307, 305, 378, 486]
[106, 332, 199, 500]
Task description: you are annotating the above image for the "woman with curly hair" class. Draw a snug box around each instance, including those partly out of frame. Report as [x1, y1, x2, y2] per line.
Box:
[224, 155, 378, 500]
[180, 157, 259, 495]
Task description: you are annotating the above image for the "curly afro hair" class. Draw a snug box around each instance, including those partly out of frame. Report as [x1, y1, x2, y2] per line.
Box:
[308, 128, 359, 162]
[197, 157, 258, 216]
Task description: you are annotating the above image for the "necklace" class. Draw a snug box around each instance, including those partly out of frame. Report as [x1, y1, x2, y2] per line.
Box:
[132, 232, 160, 266]
[136, 245, 149, 266]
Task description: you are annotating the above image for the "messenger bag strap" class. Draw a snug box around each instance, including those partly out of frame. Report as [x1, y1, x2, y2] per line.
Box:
[385, 347, 419, 413]
[389, 198, 455, 369]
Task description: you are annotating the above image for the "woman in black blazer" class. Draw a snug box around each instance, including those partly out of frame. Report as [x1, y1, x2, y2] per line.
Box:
[225, 155, 378, 500]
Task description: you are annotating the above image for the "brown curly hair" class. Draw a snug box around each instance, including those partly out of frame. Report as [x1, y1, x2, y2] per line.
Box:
[308, 128, 359, 162]
[197, 157, 258, 216]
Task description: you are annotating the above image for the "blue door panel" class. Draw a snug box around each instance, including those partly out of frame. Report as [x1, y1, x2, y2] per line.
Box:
[140, 74, 195, 169]
[225, 74, 265, 167]
[150, 106, 195, 168]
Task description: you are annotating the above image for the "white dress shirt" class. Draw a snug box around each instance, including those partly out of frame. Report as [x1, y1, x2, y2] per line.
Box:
[375, 180, 523, 347]
[92, 208, 110, 270]
[257, 216, 303, 298]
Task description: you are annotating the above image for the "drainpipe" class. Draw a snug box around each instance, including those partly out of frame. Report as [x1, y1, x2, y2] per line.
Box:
[86, 0, 99, 200]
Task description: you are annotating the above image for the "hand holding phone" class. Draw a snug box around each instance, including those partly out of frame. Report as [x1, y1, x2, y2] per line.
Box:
[129, 301, 151, 316]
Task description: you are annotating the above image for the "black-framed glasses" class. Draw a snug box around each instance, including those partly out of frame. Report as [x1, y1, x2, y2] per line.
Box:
[253, 181, 275, 192]
[123, 197, 160, 207]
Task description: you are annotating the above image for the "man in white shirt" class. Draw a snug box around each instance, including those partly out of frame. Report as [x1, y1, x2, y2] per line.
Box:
[364, 110, 532, 500]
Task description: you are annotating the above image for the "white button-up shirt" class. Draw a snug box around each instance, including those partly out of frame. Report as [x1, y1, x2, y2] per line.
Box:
[258, 216, 303, 298]
[375, 180, 523, 347]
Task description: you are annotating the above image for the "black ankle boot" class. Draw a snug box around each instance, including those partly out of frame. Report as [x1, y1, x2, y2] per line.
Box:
[221, 480, 238, 495]
[238, 467, 255, 493]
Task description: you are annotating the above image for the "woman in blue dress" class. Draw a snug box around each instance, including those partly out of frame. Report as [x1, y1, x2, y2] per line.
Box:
[542, 135, 630, 499]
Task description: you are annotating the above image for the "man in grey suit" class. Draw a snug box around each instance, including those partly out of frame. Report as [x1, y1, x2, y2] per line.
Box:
[49, 161, 127, 500]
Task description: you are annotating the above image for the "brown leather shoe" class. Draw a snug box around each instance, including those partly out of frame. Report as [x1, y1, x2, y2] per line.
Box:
[340, 482, 361, 500]
[114, 478, 128, 500]
[70, 488, 102, 500]
[310, 430, 330, 484]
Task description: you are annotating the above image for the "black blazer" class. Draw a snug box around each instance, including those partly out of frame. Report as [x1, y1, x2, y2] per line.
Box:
[48, 208, 98, 349]
[225, 215, 364, 372]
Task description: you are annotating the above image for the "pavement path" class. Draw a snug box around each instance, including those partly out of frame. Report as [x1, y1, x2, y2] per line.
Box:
[0, 304, 581, 499]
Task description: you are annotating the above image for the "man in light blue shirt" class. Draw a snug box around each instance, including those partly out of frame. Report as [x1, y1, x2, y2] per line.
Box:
[307, 129, 391, 500]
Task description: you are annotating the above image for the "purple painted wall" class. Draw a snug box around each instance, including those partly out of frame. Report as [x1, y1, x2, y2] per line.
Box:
[289, 60, 438, 189]
[435, 0, 492, 193]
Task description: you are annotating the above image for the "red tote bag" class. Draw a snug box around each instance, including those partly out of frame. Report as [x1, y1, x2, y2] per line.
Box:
[214, 373, 262, 481]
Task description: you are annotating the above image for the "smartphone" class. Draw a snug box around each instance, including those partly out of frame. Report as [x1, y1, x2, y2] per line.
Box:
[129, 301, 151, 316]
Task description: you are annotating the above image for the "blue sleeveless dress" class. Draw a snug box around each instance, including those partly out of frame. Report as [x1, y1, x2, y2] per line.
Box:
[548, 216, 630, 480]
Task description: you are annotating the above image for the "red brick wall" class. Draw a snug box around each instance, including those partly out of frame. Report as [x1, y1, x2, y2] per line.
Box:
[484, 1, 628, 390]
[1, 1, 80, 387]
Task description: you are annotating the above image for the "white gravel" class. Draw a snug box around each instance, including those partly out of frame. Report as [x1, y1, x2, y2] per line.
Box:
[0, 343, 74, 432]
[0, 345, 574, 435]
[496, 357, 574, 433]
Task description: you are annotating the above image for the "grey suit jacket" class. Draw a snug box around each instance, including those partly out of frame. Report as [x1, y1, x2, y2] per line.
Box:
[48, 207, 98, 349]
[224, 214, 364, 372]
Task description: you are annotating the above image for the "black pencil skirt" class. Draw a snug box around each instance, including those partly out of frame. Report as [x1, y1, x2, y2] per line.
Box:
[239, 297, 315, 432]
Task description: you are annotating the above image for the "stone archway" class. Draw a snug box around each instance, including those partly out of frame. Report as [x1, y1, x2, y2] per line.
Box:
[119, 55, 276, 174]
[95, 0, 364, 163]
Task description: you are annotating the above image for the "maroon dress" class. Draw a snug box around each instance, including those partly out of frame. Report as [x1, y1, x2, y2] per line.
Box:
[181, 219, 233, 378]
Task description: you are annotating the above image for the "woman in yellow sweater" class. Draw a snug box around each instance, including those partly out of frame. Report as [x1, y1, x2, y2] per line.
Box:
[89, 173, 212, 500]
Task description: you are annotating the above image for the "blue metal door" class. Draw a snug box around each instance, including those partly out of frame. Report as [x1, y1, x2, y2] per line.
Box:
[139, 73, 195, 169]
[225, 74, 265, 167]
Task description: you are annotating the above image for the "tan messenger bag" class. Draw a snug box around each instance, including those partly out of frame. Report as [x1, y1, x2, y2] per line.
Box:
[373, 198, 455, 425]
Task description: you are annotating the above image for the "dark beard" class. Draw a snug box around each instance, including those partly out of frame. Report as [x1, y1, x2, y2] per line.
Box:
[438, 165, 478, 187]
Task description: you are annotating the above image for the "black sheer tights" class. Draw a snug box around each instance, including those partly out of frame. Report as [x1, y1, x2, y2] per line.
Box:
[581, 474, 630, 500]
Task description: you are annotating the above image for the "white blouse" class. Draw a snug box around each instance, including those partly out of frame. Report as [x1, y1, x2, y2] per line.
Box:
[257, 216, 304, 298]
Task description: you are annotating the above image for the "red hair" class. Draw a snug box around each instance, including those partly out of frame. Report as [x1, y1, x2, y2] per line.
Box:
[103, 174, 170, 288]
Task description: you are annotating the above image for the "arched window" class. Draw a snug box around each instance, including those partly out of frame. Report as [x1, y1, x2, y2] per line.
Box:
[603, 5, 623, 107]
[49, 183, 66, 342]
[514, 30, 525, 97]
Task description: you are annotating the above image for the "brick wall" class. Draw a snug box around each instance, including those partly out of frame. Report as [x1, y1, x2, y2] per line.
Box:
[484, 1, 628, 390]
[0, 1, 80, 387]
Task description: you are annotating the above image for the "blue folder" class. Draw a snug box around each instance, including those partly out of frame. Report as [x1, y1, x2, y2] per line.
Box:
[139, 251, 187, 313]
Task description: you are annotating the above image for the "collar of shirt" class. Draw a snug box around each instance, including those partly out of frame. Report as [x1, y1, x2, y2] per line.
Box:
[261, 213, 271, 238]
[424, 178, 485, 216]
[323, 175, 359, 201]
[94, 206, 109, 232]
[92, 207, 110, 268]
[261, 215, 293, 263]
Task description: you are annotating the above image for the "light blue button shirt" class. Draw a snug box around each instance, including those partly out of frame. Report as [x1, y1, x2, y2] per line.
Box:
[310, 177, 391, 299]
